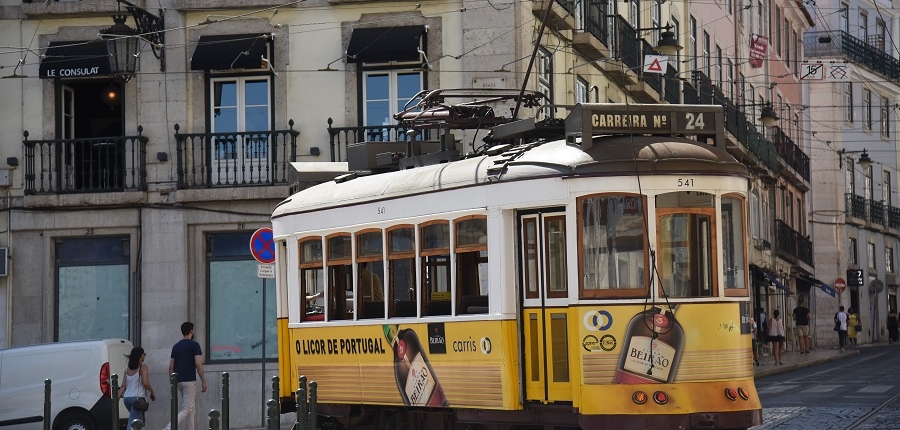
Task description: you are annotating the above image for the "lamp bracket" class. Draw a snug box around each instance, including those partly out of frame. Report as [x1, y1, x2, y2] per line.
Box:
[117, 0, 166, 71]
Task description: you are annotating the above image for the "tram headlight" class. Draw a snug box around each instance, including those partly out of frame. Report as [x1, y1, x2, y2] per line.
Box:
[652, 391, 668, 405]
[724, 388, 738, 401]
[737, 387, 750, 400]
[632, 391, 648, 405]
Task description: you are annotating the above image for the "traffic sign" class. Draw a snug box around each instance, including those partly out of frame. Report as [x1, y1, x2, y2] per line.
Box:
[834, 277, 846, 294]
[249, 228, 276, 264]
[846, 269, 864, 287]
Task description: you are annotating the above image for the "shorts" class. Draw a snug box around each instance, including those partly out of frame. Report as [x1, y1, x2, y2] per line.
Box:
[795, 325, 810, 336]
[769, 335, 785, 343]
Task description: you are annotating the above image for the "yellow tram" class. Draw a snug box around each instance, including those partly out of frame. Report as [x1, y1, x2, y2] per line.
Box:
[272, 100, 762, 430]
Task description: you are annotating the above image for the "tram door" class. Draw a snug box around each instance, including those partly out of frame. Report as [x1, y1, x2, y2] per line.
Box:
[520, 211, 572, 403]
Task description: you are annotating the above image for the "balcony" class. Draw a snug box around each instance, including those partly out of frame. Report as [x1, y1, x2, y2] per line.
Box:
[532, 0, 577, 32]
[173, 122, 299, 189]
[804, 31, 900, 81]
[775, 219, 814, 267]
[327, 120, 442, 171]
[770, 126, 811, 186]
[23, 129, 148, 195]
[572, 1, 611, 60]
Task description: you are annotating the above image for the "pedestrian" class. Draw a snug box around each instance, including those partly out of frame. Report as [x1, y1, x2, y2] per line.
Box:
[888, 308, 899, 343]
[792, 300, 811, 354]
[847, 307, 860, 347]
[750, 315, 760, 366]
[163, 322, 207, 430]
[119, 347, 156, 430]
[835, 306, 848, 352]
[768, 309, 786, 365]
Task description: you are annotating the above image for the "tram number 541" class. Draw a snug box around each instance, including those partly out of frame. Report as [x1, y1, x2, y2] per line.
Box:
[677, 178, 694, 187]
[684, 113, 705, 130]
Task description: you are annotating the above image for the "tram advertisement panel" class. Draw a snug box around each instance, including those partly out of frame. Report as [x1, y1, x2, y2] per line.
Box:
[288, 320, 518, 410]
[580, 303, 752, 384]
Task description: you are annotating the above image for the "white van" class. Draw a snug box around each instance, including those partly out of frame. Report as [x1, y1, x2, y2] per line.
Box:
[0, 339, 132, 430]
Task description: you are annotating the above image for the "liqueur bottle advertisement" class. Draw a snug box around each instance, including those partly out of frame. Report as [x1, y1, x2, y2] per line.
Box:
[383, 324, 450, 406]
[614, 306, 685, 384]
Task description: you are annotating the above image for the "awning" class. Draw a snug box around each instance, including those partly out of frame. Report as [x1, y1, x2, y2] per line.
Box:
[798, 273, 836, 298]
[752, 266, 791, 293]
[39, 41, 111, 79]
[190, 34, 270, 71]
[346, 25, 425, 63]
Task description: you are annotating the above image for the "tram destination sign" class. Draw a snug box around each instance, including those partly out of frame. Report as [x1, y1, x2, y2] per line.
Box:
[565, 103, 726, 150]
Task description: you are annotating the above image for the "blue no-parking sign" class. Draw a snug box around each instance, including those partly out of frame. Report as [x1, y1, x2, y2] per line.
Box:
[249, 228, 276, 264]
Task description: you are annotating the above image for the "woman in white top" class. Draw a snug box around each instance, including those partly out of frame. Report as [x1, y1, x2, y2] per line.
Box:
[118, 347, 157, 430]
[767, 309, 786, 365]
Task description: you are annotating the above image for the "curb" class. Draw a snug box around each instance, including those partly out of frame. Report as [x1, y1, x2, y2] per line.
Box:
[754, 349, 860, 378]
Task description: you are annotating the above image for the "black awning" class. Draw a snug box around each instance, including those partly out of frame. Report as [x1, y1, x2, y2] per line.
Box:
[190, 34, 271, 71]
[798, 273, 836, 298]
[39, 41, 111, 79]
[346, 25, 425, 63]
[752, 266, 791, 293]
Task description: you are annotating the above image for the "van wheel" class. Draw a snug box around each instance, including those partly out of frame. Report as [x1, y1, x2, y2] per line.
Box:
[54, 410, 96, 430]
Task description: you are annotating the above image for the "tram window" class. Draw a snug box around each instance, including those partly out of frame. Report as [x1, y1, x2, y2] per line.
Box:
[388, 226, 416, 317]
[658, 212, 716, 298]
[327, 234, 353, 320]
[357, 230, 386, 319]
[522, 218, 539, 299]
[456, 216, 488, 314]
[722, 196, 748, 294]
[299, 238, 324, 322]
[578, 194, 648, 298]
[545, 216, 567, 298]
[421, 221, 451, 316]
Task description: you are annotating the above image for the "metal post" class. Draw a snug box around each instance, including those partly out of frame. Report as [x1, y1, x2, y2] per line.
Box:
[170, 373, 180, 430]
[271, 376, 280, 430]
[266, 399, 278, 430]
[296, 387, 307, 430]
[111, 374, 120, 430]
[308, 381, 317, 430]
[260, 277, 267, 428]
[221, 372, 229, 430]
[208, 410, 221, 430]
[43, 380, 51, 430]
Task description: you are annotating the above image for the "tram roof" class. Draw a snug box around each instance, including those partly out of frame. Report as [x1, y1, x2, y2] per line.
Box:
[272, 135, 747, 218]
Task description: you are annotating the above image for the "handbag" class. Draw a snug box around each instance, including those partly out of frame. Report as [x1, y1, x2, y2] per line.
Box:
[133, 397, 149, 411]
[834, 320, 840, 331]
[856, 324, 863, 331]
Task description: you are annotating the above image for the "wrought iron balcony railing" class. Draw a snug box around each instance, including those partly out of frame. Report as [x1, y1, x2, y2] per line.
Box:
[582, 0, 611, 47]
[804, 31, 900, 81]
[846, 193, 868, 220]
[173, 122, 299, 189]
[23, 128, 148, 195]
[775, 219, 814, 266]
[326, 119, 435, 164]
[771, 126, 811, 182]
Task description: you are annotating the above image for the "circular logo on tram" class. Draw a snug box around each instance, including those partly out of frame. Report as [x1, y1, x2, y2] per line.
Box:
[480, 337, 492, 354]
[584, 310, 613, 331]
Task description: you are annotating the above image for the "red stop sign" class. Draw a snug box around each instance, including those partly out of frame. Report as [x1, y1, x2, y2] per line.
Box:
[834, 278, 847, 294]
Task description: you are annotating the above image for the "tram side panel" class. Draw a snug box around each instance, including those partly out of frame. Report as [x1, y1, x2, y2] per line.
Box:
[286, 319, 522, 410]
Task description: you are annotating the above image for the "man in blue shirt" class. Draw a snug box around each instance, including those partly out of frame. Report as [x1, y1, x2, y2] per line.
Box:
[164, 322, 207, 430]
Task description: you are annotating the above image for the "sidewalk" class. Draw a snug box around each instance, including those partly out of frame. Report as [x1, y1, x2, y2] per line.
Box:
[754, 344, 860, 378]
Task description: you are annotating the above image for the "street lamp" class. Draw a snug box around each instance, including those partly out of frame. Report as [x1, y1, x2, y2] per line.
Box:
[654, 29, 683, 56]
[839, 148, 873, 169]
[99, 14, 139, 81]
[759, 103, 780, 128]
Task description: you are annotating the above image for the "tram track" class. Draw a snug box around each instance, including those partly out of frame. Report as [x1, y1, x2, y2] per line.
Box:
[844, 392, 900, 429]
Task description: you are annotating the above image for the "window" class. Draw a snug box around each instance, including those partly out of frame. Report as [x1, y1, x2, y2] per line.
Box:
[689, 17, 698, 71]
[845, 83, 854, 122]
[726, 59, 734, 99]
[630, 0, 639, 28]
[657, 192, 717, 298]
[863, 88, 872, 129]
[882, 96, 891, 137]
[455, 216, 489, 314]
[579, 194, 647, 298]
[775, 8, 782, 56]
[357, 230, 385, 319]
[211, 77, 271, 184]
[849, 237, 858, 265]
[421, 221, 451, 315]
[884, 170, 893, 206]
[208, 231, 276, 361]
[671, 18, 680, 71]
[326, 234, 353, 320]
[887, 246, 895, 273]
[757, 0, 763, 35]
[576, 76, 589, 104]
[722, 196, 747, 293]
[860, 11, 868, 42]
[840, 3, 849, 33]
[537, 48, 553, 119]
[751, 189, 760, 239]
[876, 19, 887, 51]
[868, 242, 876, 269]
[846, 156, 855, 194]
[56, 236, 130, 341]
[864, 165, 873, 200]
[363, 70, 422, 130]
[299, 237, 324, 322]
[652, 1, 661, 43]
[703, 32, 711, 76]
[388, 226, 417, 317]
[716, 45, 723, 88]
